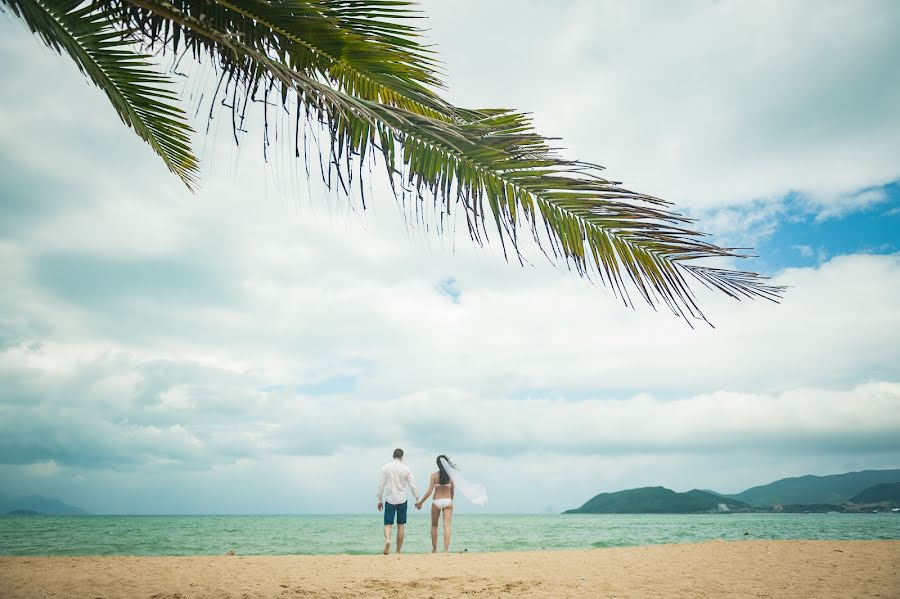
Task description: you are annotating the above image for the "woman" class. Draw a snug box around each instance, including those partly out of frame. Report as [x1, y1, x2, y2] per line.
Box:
[415, 454, 456, 553]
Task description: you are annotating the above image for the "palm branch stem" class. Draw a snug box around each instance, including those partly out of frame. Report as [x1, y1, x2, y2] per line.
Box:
[208, 0, 456, 122]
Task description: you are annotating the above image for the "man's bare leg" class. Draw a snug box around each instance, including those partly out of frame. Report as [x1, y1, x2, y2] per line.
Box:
[383, 524, 392, 555]
[396, 524, 405, 553]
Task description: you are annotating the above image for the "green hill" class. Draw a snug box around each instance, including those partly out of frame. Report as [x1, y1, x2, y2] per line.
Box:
[850, 482, 900, 504]
[564, 487, 749, 514]
[728, 469, 900, 506]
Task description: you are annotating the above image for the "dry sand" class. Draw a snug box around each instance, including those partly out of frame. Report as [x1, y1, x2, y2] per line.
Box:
[1, 540, 898, 598]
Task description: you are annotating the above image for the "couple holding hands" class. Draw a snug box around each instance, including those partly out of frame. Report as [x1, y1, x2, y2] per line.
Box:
[376, 448, 486, 554]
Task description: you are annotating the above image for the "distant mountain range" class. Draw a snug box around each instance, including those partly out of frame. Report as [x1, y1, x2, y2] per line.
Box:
[725, 470, 900, 506]
[565, 469, 900, 514]
[0, 492, 88, 515]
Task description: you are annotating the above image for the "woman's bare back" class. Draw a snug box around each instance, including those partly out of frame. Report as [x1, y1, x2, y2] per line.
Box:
[431, 472, 453, 500]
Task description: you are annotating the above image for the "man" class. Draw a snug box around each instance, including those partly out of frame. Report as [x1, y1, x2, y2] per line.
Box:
[376, 448, 420, 555]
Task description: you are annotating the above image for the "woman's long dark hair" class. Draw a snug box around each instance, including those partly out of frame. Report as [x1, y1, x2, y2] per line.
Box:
[436, 454, 455, 485]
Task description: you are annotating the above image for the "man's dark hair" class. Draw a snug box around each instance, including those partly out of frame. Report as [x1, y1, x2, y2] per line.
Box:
[393, 448, 404, 459]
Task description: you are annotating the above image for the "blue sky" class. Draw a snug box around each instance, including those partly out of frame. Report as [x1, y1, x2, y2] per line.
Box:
[0, 0, 899, 515]
[753, 182, 900, 273]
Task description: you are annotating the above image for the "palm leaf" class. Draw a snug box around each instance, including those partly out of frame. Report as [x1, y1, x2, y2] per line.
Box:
[109, 0, 788, 320]
[360, 105, 785, 321]
[112, 0, 457, 122]
[217, 0, 452, 117]
[1, 0, 199, 187]
[5, 0, 783, 319]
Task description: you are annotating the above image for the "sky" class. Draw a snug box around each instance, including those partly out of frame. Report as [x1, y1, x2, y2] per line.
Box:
[0, 0, 899, 515]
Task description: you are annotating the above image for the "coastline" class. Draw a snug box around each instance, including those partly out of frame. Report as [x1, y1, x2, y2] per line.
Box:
[1, 540, 897, 598]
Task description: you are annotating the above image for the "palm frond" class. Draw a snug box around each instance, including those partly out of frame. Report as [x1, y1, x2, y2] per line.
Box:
[108, 0, 788, 320]
[361, 105, 785, 321]
[5, 0, 783, 319]
[113, 0, 457, 121]
[1, 0, 199, 187]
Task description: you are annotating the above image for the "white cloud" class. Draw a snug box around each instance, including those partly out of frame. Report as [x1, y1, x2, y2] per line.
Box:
[2, 242, 899, 512]
[811, 187, 890, 222]
[423, 0, 900, 219]
[2, 372, 898, 513]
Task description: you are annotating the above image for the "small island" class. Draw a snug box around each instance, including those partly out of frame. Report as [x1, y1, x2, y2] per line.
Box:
[0, 492, 89, 516]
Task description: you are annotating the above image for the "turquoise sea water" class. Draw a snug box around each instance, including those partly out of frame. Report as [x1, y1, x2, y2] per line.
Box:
[1, 514, 898, 556]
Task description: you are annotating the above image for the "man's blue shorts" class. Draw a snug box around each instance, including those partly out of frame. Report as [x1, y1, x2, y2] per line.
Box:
[384, 501, 408, 526]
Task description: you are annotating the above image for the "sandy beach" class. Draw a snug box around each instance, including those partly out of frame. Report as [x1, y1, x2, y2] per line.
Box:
[1, 540, 897, 598]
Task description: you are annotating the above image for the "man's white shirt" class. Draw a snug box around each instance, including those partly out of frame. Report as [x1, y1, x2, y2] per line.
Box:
[377, 459, 419, 505]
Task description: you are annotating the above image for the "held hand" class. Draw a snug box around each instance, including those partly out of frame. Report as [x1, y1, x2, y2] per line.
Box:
[415, 501, 422, 510]
[377, 502, 383, 512]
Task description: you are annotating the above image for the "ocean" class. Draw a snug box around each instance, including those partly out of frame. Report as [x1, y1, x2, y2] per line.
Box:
[1, 513, 898, 556]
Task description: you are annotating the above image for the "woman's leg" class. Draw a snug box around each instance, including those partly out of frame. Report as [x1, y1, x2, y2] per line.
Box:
[442, 506, 453, 553]
[430, 503, 440, 552]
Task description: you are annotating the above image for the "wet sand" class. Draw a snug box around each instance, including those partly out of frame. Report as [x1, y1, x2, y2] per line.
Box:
[1, 540, 898, 598]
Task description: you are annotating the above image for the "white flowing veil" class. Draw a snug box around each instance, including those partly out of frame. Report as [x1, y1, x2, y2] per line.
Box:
[439, 457, 488, 507]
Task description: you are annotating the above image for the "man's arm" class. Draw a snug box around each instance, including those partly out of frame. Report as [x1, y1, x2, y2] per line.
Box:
[376, 468, 386, 510]
[406, 469, 420, 503]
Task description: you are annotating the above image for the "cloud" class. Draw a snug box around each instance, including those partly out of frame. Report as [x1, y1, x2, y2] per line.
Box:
[32, 252, 238, 311]
[423, 0, 900, 219]
[3, 338, 899, 468]
[812, 187, 890, 222]
[2, 363, 898, 513]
